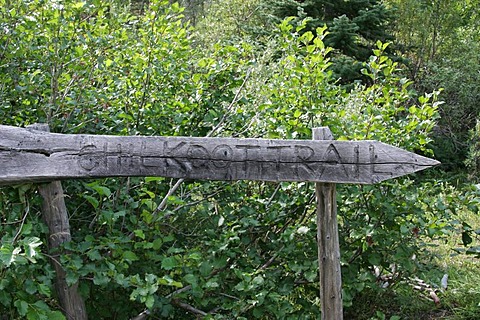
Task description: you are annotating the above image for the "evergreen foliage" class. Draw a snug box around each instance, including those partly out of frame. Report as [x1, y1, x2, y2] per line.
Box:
[261, 0, 394, 83]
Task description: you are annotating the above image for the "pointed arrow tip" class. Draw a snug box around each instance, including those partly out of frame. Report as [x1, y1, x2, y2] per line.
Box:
[424, 157, 441, 167]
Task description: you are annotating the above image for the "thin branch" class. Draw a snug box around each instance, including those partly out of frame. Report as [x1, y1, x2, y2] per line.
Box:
[207, 68, 252, 138]
[12, 200, 30, 244]
[130, 310, 150, 320]
[126, 179, 185, 239]
[233, 113, 259, 137]
[266, 183, 281, 208]
[257, 245, 285, 271]
[171, 299, 207, 317]
[218, 292, 240, 301]
[1, 219, 24, 226]
[165, 285, 192, 299]
[172, 189, 223, 212]
[152, 178, 184, 215]
[42, 252, 63, 268]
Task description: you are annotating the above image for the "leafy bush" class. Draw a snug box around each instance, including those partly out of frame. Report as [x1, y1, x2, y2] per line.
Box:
[0, 0, 446, 318]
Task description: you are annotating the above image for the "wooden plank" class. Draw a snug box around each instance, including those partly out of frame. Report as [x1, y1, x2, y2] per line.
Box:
[314, 128, 343, 320]
[0, 124, 439, 185]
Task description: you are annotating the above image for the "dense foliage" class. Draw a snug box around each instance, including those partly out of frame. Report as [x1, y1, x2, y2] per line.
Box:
[388, 0, 480, 170]
[0, 0, 478, 319]
[261, 0, 394, 84]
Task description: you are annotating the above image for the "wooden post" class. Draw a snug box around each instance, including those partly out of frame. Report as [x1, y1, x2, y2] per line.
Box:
[313, 127, 343, 320]
[28, 124, 88, 320]
[0, 124, 441, 319]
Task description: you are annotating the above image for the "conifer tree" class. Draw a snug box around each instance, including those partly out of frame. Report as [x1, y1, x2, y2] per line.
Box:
[262, 0, 394, 83]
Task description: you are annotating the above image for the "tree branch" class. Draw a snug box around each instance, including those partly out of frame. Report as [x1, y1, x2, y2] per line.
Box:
[130, 309, 150, 320]
[208, 68, 252, 138]
[171, 299, 207, 317]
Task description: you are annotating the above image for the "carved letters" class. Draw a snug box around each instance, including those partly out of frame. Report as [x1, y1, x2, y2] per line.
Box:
[74, 139, 389, 182]
[0, 124, 440, 185]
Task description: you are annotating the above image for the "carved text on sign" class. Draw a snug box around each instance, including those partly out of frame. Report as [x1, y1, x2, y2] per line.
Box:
[0, 125, 440, 185]
[74, 138, 422, 183]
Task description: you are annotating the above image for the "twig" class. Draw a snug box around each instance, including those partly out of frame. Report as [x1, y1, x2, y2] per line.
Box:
[42, 252, 63, 268]
[1, 219, 24, 226]
[233, 113, 259, 137]
[207, 68, 252, 138]
[172, 189, 223, 212]
[266, 183, 281, 208]
[165, 285, 192, 299]
[171, 299, 207, 317]
[126, 178, 185, 239]
[12, 200, 30, 244]
[130, 309, 150, 320]
[152, 178, 185, 215]
[257, 245, 285, 271]
[218, 292, 240, 301]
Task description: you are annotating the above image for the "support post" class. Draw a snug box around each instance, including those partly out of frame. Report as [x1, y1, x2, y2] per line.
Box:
[313, 127, 343, 320]
[28, 124, 88, 320]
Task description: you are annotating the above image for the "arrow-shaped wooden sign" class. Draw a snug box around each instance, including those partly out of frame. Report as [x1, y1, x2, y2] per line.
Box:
[0, 124, 439, 186]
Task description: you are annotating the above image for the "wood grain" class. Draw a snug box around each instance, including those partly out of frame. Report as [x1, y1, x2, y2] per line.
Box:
[0, 124, 439, 185]
[314, 127, 343, 320]
[31, 124, 87, 320]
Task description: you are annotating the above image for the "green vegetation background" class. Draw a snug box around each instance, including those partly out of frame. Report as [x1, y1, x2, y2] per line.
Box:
[1, 0, 480, 319]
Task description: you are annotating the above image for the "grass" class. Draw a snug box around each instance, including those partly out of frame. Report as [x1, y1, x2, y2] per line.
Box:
[435, 192, 480, 320]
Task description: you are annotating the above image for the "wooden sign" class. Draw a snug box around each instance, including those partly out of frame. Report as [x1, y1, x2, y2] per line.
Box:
[0, 124, 439, 186]
[0, 124, 441, 320]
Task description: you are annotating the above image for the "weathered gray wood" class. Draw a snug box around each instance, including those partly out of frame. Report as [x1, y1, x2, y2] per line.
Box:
[0, 124, 439, 185]
[39, 182, 88, 320]
[30, 124, 88, 320]
[314, 127, 343, 320]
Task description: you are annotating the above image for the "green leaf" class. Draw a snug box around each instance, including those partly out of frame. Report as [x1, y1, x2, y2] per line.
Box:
[93, 272, 110, 286]
[205, 279, 219, 288]
[0, 290, 11, 306]
[161, 257, 177, 270]
[144, 177, 163, 183]
[25, 279, 37, 294]
[183, 274, 197, 285]
[14, 299, 28, 316]
[122, 251, 139, 262]
[72, 1, 85, 9]
[134, 230, 145, 240]
[48, 311, 66, 320]
[66, 271, 79, 286]
[152, 238, 163, 250]
[0, 244, 21, 267]
[87, 249, 102, 261]
[32, 300, 49, 311]
[145, 295, 155, 309]
[158, 275, 182, 288]
[199, 261, 212, 276]
[23, 237, 42, 262]
[26, 301, 51, 320]
[88, 184, 111, 197]
[83, 195, 99, 209]
[38, 283, 51, 297]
